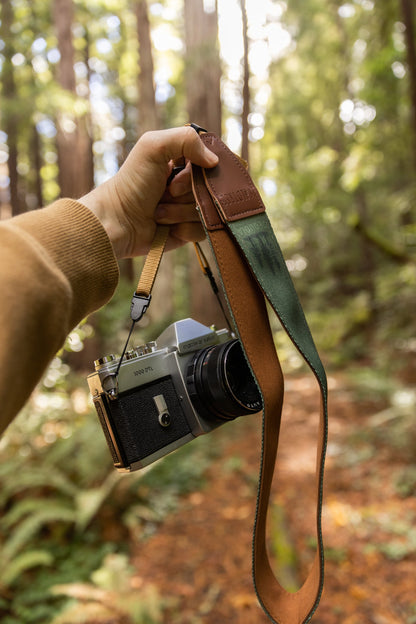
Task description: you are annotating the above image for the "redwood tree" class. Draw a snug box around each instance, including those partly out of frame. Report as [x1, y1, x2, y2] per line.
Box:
[183, 0, 225, 327]
[400, 0, 416, 176]
[53, 0, 93, 198]
[136, 0, 160, 133]
[184, 0, 221, 135]
[0, 0, 21, 215]
[240, 0, 250, 166]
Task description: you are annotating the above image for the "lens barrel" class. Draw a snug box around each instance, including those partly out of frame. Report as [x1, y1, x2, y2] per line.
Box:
[186, 339, 262, 421]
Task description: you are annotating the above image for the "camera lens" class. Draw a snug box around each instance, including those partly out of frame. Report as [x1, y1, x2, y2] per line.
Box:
[186, 339, 262, 421]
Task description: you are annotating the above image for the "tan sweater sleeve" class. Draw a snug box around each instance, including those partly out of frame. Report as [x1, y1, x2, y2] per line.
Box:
[0, 199, 119, 434]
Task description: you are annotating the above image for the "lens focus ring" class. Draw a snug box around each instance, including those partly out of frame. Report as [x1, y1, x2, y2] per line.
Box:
[186, 339, 262, 421]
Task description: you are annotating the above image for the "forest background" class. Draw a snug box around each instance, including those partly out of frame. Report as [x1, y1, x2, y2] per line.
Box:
[0, 0, 415, 623]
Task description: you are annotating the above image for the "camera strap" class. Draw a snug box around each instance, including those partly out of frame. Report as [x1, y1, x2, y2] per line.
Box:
[130, 224, 170, 323]
[190, 133, 328, 624]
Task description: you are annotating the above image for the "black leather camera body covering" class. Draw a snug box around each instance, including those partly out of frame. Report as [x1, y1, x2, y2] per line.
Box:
[93, 375, 194, 471]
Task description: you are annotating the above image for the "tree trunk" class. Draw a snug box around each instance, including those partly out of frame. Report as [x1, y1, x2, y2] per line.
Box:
[82, 28, 95, 192]
[31, 125, 44, 209]
[136, 0, 160, 133]
[400, 0, 416, 177]
[184, 0, 222, 135]
[184, 0, 224, 327]
[240, 0, 250, 166]
[135, 0, 174, 325]
[53, 0, 94, 198]
[0, 0, 21, 215]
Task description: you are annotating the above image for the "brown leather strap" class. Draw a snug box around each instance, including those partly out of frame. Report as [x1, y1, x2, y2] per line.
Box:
[191, 133, 327, 624]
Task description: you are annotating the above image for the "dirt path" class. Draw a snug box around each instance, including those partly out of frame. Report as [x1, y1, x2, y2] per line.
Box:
[131, 374, 416, 623]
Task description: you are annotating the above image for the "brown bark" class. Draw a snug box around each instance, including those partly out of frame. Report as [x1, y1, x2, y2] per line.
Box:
[184, 0, 222, 135]
[31, 126, 44, 209]
[53, 0, 94, 198]
[135, 0, 173, 323]
[400, 0, 416, 175]
[240, 0, 250, 166]
[183, 0, 224, 327]
[136, 0, 160, 133]
[0, 0, 21, 215]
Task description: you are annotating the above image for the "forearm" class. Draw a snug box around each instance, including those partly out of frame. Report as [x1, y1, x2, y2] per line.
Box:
[0, 200, 119, 434]
[0, 127, 218, 434]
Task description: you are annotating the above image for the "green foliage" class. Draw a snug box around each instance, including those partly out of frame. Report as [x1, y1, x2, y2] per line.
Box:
[337, 379, 416, 473]
[1, 504, 76, 562]
[268, 503, 300, 592]
[0, 354, 223, 622]
[1, 0, 415, 370]
[368, 517, 416, 562]
[50, 554, 167, 624]
[0, 551, 54, 588]
[252, 0, 416, 371]
[394, 466, 416, 498]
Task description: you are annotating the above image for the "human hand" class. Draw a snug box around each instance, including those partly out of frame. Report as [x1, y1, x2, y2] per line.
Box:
[80, 126, 218, 259]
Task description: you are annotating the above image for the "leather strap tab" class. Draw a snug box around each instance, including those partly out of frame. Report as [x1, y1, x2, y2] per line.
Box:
[197, 133, 265, 226]
[192, 160, 224, 231]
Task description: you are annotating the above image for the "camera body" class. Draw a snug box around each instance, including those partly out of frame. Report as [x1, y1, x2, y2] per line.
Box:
[87, 318, 261, 472]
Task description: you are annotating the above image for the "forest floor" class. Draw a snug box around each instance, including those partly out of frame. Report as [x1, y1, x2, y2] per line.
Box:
[130, 370, 416, 624]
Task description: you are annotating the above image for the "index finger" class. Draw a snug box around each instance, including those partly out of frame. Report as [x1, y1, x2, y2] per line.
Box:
[140, 126, 219, 169]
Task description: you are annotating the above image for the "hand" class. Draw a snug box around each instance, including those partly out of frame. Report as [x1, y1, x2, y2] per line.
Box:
[80, 126, 218, 259]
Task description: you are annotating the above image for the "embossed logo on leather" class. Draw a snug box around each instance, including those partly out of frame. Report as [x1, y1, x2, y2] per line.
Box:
[218, 187, 259, 207]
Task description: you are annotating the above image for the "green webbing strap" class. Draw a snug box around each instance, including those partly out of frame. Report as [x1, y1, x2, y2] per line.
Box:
[228, 213, 328, 621]
[229, 214, 328, 395]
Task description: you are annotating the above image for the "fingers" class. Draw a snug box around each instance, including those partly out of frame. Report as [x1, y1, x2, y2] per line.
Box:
[167, 161, 192, 198]
[166, 222, 205, 251]
[140, 126, 219, 170]
[155, 201, 200, 224]
[158, 163, 197, 219]
[89, 126, 214, 259]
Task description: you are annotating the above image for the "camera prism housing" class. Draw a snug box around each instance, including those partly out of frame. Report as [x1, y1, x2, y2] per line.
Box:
[87, 318, 262, 472]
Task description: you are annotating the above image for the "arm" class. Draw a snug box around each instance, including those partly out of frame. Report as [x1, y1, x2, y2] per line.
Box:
[0, 127, 218, 434]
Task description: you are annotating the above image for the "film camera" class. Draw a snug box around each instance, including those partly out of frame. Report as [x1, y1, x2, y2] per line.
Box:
[87, 318, 262, 472]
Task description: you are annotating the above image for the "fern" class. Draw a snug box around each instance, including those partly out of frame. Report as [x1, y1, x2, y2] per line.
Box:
[0, 550, 54, 587]
[74, 471, 121, 531]
[50, 582, 165, 624]
[2, 505, 77, 562]
[0, 466, 78, 505]
[42, 417, 113, 486]
[50, 555, 166, 624]
[50, 600, 127, 624]
[1, 497, 68, 529]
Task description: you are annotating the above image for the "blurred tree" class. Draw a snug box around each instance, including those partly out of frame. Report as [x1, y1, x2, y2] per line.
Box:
[259, 0, 415, 358]
[53, 0, 93, 198]
[31, 124, 44, 208]
[136, 0, 159, 133]
[400, 0, 416, 175]
[184, 0, 221, 136]
[0, 0, 414, 362]
[240, 0, 250, 165]
[184, 0, 225, 328]
[0, 0, 21, 214]
[135, 0, 174, 324]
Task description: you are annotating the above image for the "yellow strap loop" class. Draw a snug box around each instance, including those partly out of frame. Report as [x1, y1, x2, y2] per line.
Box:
[134, 225, 170, 297]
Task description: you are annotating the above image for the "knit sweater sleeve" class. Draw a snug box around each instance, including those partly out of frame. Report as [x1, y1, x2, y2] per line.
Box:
[0, 199, 119, 434]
